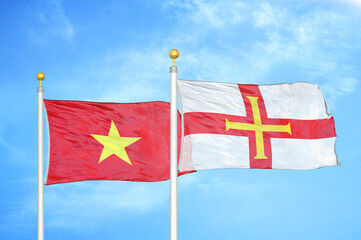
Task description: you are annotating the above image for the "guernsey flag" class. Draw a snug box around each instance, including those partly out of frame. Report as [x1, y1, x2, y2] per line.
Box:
[44, 100, 187, 185]
[177, 80, 339, 171]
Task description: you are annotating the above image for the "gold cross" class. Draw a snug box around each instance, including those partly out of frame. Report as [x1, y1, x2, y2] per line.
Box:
[226, 96, 291, 159]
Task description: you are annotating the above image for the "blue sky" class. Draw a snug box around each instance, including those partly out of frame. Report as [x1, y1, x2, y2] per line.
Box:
[1, 0, 361, 239]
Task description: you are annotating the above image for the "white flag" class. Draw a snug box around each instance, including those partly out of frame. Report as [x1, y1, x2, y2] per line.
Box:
[178, 79, 339, 171]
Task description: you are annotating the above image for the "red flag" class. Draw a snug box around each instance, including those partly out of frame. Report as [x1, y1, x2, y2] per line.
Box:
[44, 100, 189, 185]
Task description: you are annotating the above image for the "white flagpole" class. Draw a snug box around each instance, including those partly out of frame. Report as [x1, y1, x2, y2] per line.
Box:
[37, 72, 45, 240]
[169, 49, 179, 240]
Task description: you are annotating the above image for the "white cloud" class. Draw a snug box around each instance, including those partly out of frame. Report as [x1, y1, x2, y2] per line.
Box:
[51, 1, 359, 106]
[248, 3, 361, 102]
[162, 1, 359, 91]
[320, 77, 359, 108]
[178, 170, 294, 216]
[333, 0, 361, 7]
[44, 46, 174, 104]
[0, 127, 26, 161]
[253, 2, 284, 28]
[5, 181, 169, 230]
[44, 181, 168, 229]
[90, 47, 171, 103]
[28, 0, 75, 43]
[165, 0, 246, 28]
[339, 78, 358, 93]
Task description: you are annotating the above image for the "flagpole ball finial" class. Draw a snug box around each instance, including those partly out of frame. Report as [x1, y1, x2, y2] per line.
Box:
[169, 49, 179, 66]
[36, 72, 45, 86]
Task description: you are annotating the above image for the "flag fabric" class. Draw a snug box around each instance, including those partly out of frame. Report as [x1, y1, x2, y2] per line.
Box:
[177, 79, 338, 171]
[44, 100, 188, 185]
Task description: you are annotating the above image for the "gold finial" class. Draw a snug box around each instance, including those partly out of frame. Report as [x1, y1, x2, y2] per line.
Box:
[36, 72, 45, 86]
[169, 49, 179, 66]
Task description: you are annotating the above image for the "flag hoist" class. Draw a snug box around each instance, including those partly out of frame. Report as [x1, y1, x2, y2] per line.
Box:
[169, 49, 179, 240]
[37, 72, 45, 240]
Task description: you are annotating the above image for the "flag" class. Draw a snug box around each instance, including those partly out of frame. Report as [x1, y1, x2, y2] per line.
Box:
[177, 79, 338, 171]
[44, 100, 188, 185]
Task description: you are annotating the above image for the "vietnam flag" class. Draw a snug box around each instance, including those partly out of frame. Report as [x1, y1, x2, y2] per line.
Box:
[178, 79, 339, 171]
[44, 100, 187, 185]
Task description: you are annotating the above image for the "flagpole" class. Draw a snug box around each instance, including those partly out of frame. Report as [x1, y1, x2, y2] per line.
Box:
[37, 72, 45, 240]
[169, 49, 179, 240]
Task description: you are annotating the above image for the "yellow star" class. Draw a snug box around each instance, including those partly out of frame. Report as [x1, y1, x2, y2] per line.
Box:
[91, 120, 141, 165]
